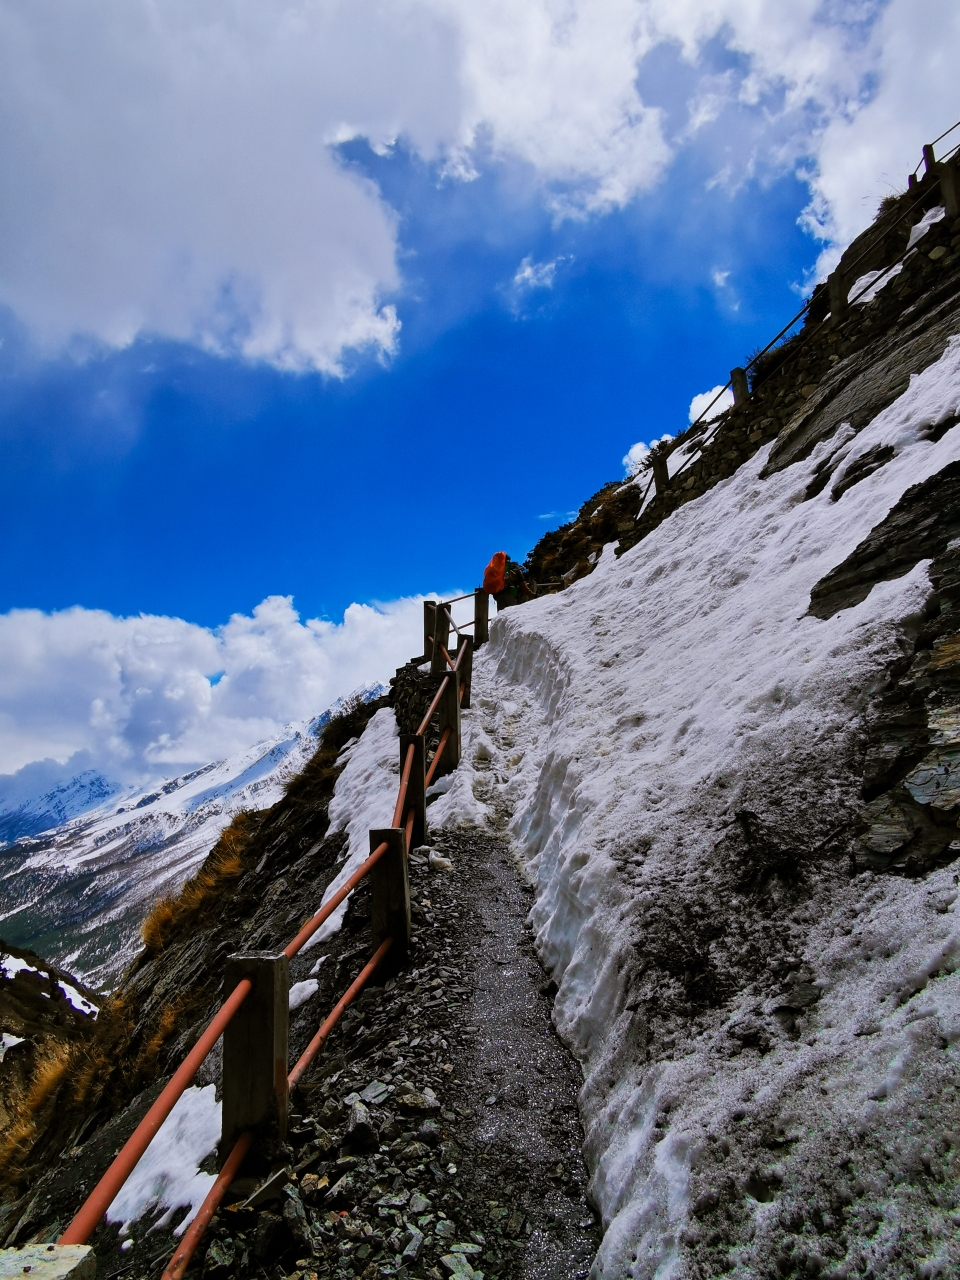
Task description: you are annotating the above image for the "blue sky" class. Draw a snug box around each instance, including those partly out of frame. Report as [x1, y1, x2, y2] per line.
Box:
[0, 152, 816, 627]
[1, 0, 957, 783]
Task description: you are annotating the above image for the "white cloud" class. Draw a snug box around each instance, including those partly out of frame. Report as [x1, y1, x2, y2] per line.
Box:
[689, 384, 734, 424]
[802, 0, 960, 275]
[0, 1, 956, 368]
[513, 256, 561, 291]
[0, 594, 430, 778]
[623, 433, 672, 477]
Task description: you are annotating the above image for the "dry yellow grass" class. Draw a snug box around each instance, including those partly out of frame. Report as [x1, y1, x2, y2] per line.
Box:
[0, 990, 186, 1198]
[141, 812, 255, 953]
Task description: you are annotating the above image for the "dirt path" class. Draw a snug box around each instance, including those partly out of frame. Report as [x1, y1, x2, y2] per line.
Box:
[424, 828, 598, 1280]
[264, 826, 601, 1280]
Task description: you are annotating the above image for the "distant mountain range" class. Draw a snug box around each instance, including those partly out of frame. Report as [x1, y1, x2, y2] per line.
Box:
[0, 689, 382, 988]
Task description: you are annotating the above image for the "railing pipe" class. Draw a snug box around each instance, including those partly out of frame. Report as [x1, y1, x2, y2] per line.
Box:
[417, 675, 450, 737]
[163, 938, 394, 1280]
[288, 938, 393, 1087]
[424, 727, 452, 789]
[283, 840, 390, 958]
[59, 977, 255, 1245]
[392, 742, 415, 828]
[160, 1131, 252, 1280]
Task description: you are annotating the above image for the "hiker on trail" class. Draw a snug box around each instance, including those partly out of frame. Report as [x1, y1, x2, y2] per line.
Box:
[482, 551, 533, 610]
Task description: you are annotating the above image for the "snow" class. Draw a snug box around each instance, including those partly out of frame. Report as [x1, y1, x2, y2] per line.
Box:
[57, 979, 98, 1017]
[105, 1084, 220, 1237]
[906, 204, 946, 251]
[846, 207, 946, 307]
[300, 707, 399, 949]
[848, 263, 903, 305]
[289, 978, 320, 1010]
[0, 1032, 26, 1062]
[429, 332, 960, 1275]
[1, 955, 38, 981]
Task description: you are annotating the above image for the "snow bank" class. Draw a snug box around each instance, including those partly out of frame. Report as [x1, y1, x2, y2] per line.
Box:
[436, 334, 960, 1275]
[105, 1084, 220, 1237]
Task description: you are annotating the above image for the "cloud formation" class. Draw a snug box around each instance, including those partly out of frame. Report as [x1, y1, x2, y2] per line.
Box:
[0, 1, 955, 369]
[0, 594, 428, 779]
[689, 384, 735, 424]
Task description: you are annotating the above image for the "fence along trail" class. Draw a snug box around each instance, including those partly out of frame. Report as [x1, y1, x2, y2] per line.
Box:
[53, 591, 485, 1279]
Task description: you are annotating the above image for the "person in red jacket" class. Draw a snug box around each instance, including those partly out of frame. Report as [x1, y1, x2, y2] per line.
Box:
[482, 551, 532, 609]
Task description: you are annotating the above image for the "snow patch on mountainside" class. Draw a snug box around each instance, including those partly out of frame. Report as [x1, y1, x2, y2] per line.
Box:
[430, 335, 960, 1276]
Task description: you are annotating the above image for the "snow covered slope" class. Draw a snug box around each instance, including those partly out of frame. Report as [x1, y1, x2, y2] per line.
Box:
[430, 335, 960, 1276]
[0, 692, 380, 988]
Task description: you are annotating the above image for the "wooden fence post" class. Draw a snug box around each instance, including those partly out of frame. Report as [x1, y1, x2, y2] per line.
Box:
[940, 159, 960, 219]
[651, 452, 669, 495]
[434, 671, 461, 776]
[221, 953, 289, 1165]
[369, 828, 411, 962]
[730, 366, 749, 406]
[923, 143, 936, 177]
[456, 635, 474, 710]
[474, 588, 489, 647]
[430, 606, 452, 674]
[399, 734, 426, 849]
[828, 269, 847, 322]
[423, 601, 438, 663]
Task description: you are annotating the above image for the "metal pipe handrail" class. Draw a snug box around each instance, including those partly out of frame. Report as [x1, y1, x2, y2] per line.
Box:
[417, 676, 450, 737]
[58, 977, 255, 1245]
[62, 585, 480, 1248]
[288, 938, 393, 1087]
[443, 606, 461, 637]
[392, 742, 415, 828]
[283, 840, 390, 958]
[911, 118, 960, 176]
[161, 1132, 252, 1280]
[440, 592, 476, 605]
[665, 169, 955, 490]
[424, 727, 452, 789]
[162, 938, 393, 1280]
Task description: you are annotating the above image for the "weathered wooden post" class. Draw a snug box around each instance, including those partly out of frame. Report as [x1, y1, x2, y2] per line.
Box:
[456, 634, 474, 710]
[423, 600, 438, 663]
[940, 158, 960, 219]
[221, 953, 289, 1165]
[399, 734, 426, 849]
[433, 670, 461, 777]
[730, 366, 750, 407]
[651, 451, 669, 496]
[474, 588, 489, 648]
[430, 606, 452, 674]
[827, 269, 847, 323]
[923, 143, 937, 177]
[369, 828, 411, 964]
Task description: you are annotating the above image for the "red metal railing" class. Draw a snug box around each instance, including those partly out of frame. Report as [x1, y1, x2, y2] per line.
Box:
[161, 938, 394, 1280]
[59, 611, 475, 1253]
